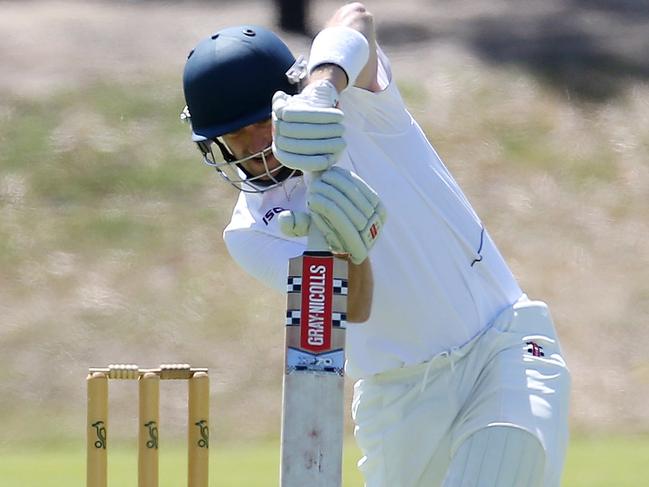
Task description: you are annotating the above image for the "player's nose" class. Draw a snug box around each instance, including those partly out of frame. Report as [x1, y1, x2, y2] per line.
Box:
[244, 122, 272, 154]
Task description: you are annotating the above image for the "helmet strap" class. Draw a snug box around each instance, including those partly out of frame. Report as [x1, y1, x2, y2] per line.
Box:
[212, 138, 237, 163]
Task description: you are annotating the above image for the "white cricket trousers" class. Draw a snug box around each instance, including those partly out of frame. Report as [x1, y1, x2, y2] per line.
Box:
[351, 297, 571, 487]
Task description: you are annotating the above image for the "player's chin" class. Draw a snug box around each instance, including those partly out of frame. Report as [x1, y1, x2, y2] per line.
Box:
[246, 163, 280, 180]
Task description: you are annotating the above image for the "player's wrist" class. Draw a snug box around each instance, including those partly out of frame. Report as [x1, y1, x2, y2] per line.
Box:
[308, 65, 347, 94]
[307, 26, 370, 89]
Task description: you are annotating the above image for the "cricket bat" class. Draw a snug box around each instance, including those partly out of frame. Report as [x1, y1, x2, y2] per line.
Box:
[280, 207, 348, 486]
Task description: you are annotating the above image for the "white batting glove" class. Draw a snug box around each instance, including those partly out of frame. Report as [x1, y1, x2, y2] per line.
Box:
[278, 210, 311, 238]
[278, 167, 386, 264]
[272, 80, 346, 172]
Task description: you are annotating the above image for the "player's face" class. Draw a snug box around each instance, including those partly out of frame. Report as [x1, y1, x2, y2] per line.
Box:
[221, 118, 281, 179]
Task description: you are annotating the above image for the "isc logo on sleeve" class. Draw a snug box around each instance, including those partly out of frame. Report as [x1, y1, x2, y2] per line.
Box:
[262, 206, 286, 226]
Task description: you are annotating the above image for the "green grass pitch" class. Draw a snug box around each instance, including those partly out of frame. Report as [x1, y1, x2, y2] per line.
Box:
[1, 436, 648, 486]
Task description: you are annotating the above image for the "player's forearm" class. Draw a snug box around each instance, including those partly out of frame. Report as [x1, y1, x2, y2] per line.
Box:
[305, 3, 378, 93]
[341, 255, 373, 323]
[324, 2, 380, 92]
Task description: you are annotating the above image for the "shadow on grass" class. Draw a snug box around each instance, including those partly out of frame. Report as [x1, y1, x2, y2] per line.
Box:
[466, 10, 649, 101]
[376, 0, 649, 102]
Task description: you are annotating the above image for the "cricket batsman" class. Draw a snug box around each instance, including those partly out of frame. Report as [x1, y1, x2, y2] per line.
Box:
[181, 3, 571, 485]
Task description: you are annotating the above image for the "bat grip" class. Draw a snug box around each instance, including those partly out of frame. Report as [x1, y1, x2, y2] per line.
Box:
[304, 171, 329, 252]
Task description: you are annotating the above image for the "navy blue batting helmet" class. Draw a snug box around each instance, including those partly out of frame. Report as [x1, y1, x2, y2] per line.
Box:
[183, 25, 298, 141]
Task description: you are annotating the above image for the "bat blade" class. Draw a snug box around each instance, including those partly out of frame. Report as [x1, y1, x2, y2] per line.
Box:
[280, 251, 348, 487]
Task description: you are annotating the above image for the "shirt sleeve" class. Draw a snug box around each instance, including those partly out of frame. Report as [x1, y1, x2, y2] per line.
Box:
[340, 45, 411, 135]
[223, 228, 305, 294]
[376, 44, 392, 90]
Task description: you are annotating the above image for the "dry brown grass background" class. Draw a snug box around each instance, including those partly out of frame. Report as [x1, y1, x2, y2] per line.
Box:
[0, 0, 648, 447]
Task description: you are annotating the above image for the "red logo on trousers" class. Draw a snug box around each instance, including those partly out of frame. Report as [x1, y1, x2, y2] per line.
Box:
[526, 341, 545, 357]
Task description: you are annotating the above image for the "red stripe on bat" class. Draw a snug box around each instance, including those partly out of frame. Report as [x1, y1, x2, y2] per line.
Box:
[300, 255, 333, 353]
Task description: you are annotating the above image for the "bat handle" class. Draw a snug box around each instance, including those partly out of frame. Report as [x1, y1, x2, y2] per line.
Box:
[304, 171, 330, 252]
[307, 223, 329, 252]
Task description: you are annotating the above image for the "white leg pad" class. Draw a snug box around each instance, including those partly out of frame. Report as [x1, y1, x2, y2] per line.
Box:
[442, 426, 545, 487]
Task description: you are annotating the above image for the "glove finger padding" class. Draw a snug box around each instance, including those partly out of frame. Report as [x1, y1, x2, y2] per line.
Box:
[272, 81, 345, 173]
[317, 167, 380, 220]
[275, 104, 344, 124]
[309, 184, 369, 231]
[272, 91, 343, 124]
[271, 143, 335, 172]
[277, 208, 349, 255]
[309, 194, 368, 262]
[308, 167, 386, 264]
[310, 211, 352, 256]
[274, 120, 344, 139]
[273, 134, 346, 156]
